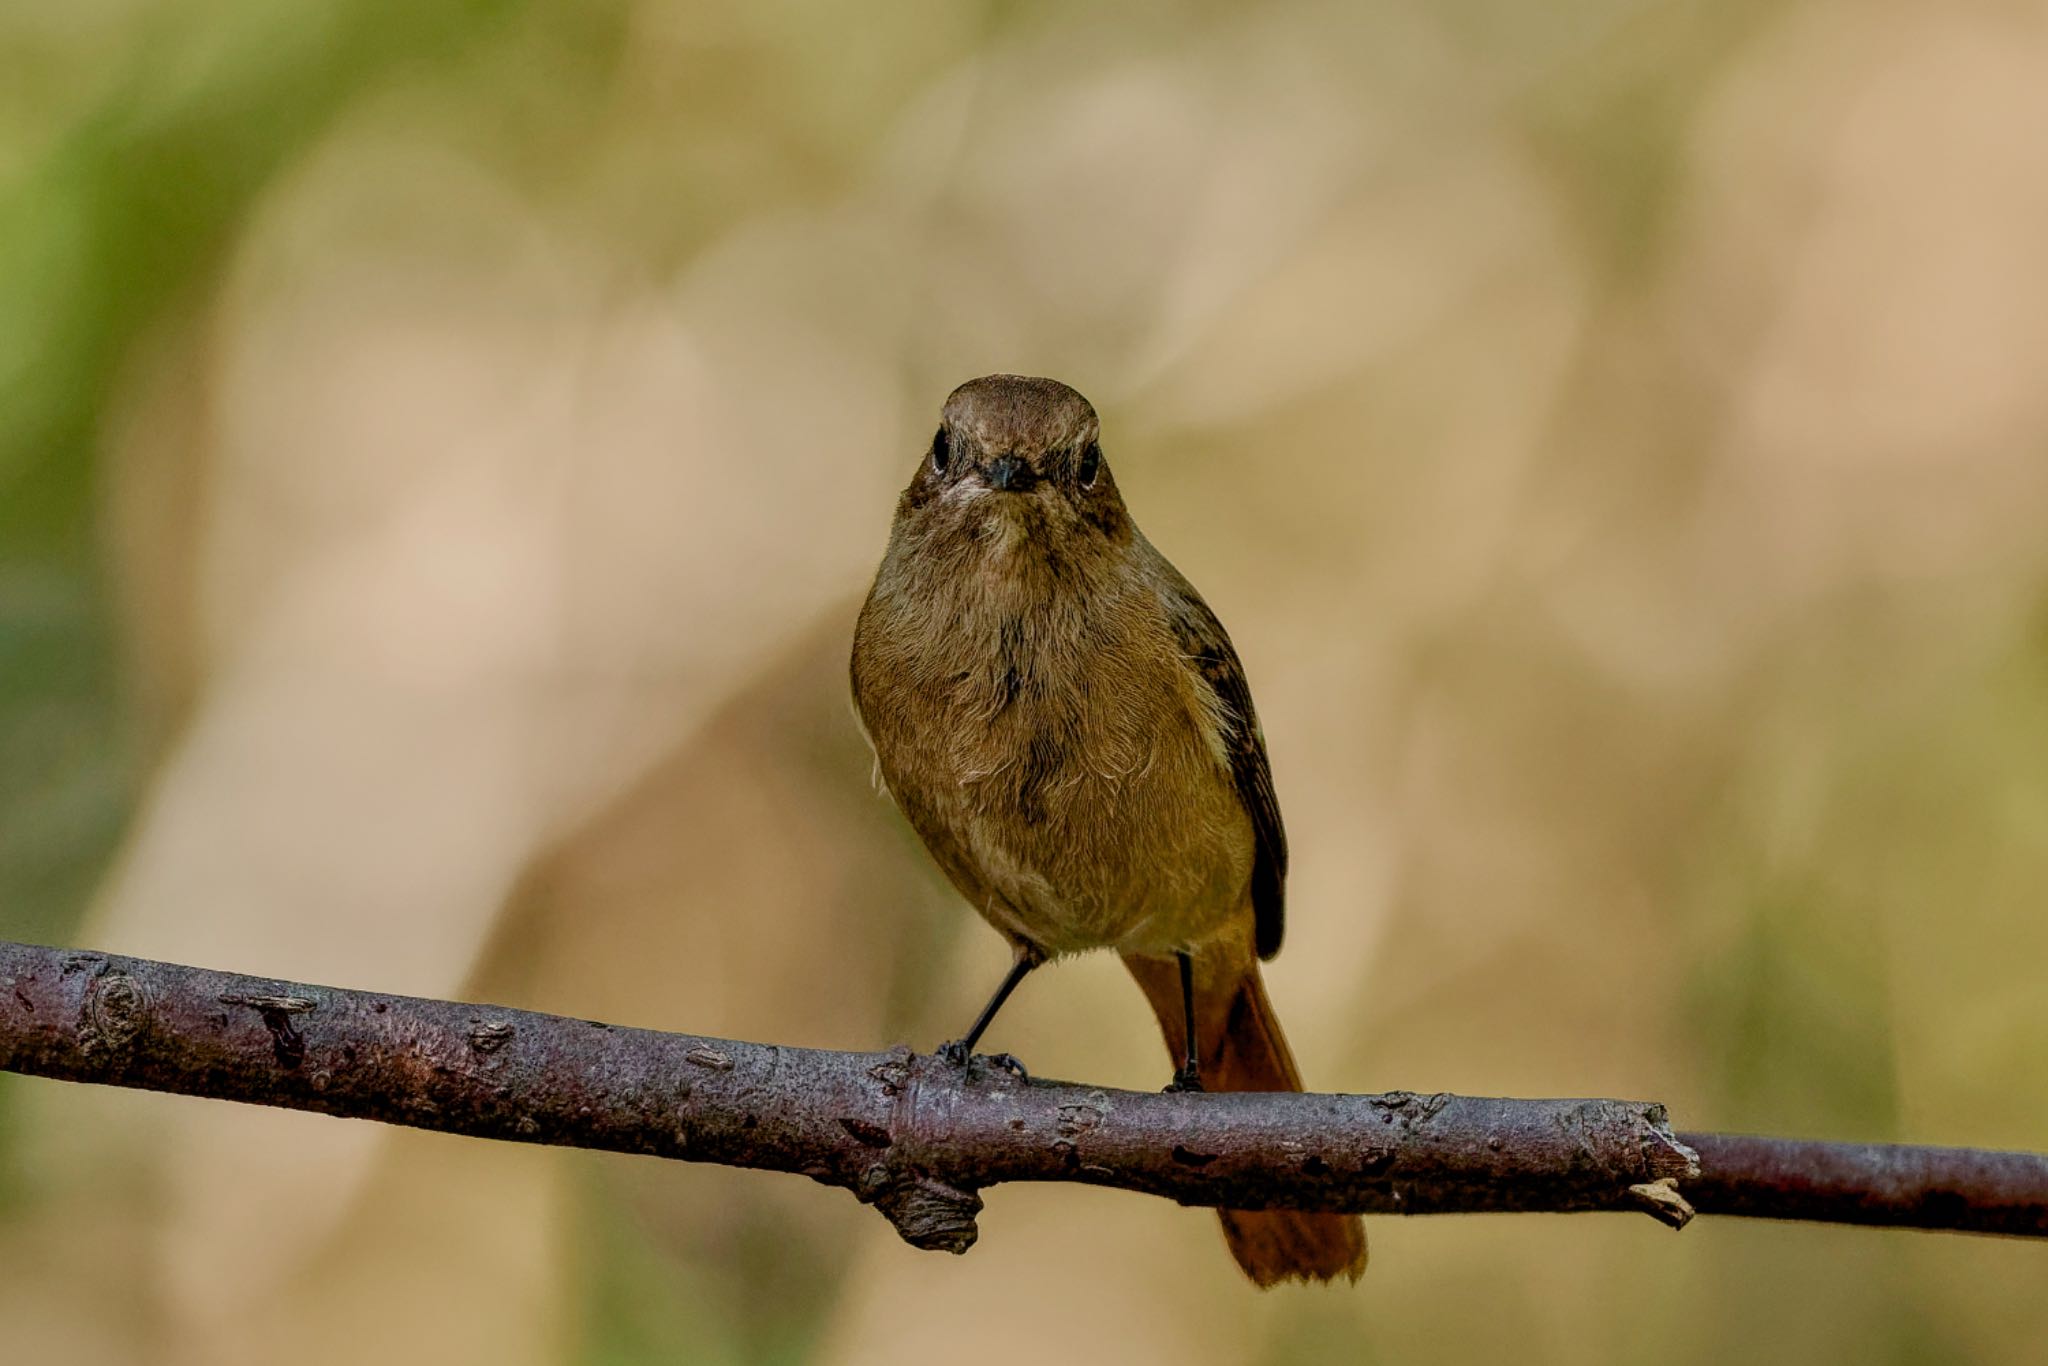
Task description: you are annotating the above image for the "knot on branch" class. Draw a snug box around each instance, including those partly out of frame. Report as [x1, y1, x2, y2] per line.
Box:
[865, 1170, 983, 1253]
[82, 968, 148, 1056]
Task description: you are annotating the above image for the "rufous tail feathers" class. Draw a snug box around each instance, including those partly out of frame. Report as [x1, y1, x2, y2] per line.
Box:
[1123, 954, 1368, 1286]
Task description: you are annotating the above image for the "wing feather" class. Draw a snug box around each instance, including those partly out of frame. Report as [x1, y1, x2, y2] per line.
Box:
[1162, 570, 1288, 960]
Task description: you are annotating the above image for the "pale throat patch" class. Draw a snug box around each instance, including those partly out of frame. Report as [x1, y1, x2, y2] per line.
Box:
[948, 482, 1034, 556]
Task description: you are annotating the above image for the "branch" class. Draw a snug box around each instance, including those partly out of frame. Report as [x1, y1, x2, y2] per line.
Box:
[1, 940, 2041, 1250]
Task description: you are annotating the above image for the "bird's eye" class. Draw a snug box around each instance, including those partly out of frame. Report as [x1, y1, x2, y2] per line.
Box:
[930, 426, 951, 475]
[1077, 441, 1101, 489]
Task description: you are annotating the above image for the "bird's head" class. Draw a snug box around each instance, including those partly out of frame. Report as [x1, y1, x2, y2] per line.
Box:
[898, 375, 1129, 557]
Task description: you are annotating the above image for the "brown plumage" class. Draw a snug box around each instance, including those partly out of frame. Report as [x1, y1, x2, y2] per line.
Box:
[849, 374, 1366, 1286]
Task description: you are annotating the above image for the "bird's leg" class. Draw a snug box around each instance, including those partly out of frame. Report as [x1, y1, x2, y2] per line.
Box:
[937, 944, 1042, 1069]
[1165, 950, 1204, 1092]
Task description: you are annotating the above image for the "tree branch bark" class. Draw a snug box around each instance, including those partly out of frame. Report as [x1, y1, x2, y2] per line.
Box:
[2, 939, 2042, 1250]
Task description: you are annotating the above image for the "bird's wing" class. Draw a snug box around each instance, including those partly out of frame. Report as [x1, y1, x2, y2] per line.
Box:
[1162, 566, 1289, 960]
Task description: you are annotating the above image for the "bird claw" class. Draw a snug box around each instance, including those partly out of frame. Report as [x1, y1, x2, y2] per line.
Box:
[933, 1042, 1030, 1081]
[1164, 1063, 1204, 1093]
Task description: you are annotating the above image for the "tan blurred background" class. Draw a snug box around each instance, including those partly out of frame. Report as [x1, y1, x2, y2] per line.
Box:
[4, 0, 2048, 1361]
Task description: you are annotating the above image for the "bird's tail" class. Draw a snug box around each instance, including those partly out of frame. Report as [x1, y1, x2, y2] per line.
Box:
[1122, 953, 1368, 1286]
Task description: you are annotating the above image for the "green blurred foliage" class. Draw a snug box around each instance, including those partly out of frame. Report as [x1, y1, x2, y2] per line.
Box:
[0, 0, 538, 926]
[0, 0, 531, 1213]
[577, 1170, 849, 1366]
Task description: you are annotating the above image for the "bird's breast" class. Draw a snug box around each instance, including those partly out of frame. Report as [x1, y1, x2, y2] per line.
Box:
[853, 567, 1253, 956]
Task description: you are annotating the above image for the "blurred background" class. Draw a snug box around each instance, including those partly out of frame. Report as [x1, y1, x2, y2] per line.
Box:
[4, 0, 2047, 1361]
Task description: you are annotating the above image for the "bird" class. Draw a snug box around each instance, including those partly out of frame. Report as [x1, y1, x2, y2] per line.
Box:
[849, 373, 1366, 1286]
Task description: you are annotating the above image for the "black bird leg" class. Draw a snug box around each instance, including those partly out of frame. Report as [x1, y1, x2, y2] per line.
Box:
[1165, 950, 1204, 1092]
[937, 945, 1041, 1069]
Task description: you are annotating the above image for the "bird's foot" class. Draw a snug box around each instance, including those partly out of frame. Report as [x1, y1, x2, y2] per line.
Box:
[1164, 1063, 1204, 1093]
[935, 1040, 1031, 1080]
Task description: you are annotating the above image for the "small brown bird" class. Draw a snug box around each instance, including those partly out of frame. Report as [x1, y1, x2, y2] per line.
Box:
[850, 374, 1366, 1286]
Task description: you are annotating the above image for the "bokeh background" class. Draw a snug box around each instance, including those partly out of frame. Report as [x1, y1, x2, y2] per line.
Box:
[5, 0, 2048, 1361]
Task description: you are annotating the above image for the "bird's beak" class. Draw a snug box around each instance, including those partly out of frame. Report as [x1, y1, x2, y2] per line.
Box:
[983, 454, 1034, 492]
